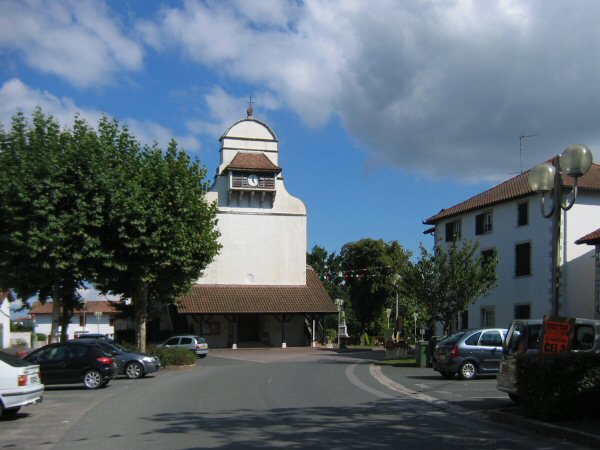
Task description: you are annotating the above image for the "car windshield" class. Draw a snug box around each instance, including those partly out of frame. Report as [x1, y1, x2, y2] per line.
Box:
[197, 337, 206, 343]
[439, 332, 466, 346]
[0, 350, 34, 367]
[92, 341, 120, 355]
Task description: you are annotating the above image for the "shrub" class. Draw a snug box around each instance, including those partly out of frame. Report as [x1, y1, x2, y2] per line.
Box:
[148, 345, 196, 367]
[518, 353, 600, 420]
[36, 333, 47, 342]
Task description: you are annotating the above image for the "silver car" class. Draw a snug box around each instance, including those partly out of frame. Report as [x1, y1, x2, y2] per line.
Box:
[432, 328, 507, 380]
[156, 335, 208, 358]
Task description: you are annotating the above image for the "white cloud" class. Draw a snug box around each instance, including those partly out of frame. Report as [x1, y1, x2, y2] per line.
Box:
[0, 0, 143, 87]
[0, 79, 199, 153]
[140, 0, 600, 181]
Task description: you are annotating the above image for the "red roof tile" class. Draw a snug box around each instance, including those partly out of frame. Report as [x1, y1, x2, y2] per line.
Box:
[29, 300, 119, 315]
[425, 162, 600, 224]
[576, 227, 600, 245]
[227, 153, 280, 172]
[177, 266, 337, 314]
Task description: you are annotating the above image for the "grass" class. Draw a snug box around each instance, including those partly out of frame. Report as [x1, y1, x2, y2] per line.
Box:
[378, 358, 417, 367]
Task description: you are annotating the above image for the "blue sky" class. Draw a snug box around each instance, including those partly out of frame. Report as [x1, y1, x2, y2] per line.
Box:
[1, 0, 599, 265]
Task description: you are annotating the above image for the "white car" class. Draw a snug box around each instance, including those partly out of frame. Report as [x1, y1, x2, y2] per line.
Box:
[0, 350, 44, 418]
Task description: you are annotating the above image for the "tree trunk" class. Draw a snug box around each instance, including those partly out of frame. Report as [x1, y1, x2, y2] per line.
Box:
[134, 281, 148, 353]
[49, 283, 62, 343]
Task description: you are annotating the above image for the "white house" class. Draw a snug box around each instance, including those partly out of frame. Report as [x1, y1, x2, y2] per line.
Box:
[0, 292, 11, 348]
[576, 227, 600, 318]
[29, 300, 120, 341]
[423, 160, 600, 331]
[175, 107, 336, 348]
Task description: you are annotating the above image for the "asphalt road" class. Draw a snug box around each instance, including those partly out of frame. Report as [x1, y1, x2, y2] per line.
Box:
[0, 348, 580, 449]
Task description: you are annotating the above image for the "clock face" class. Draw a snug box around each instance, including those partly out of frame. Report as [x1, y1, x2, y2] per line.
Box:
[247, 173, 259, 187]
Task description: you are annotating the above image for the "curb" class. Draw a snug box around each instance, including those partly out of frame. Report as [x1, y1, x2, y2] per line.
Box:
[489, 409, 600, 449]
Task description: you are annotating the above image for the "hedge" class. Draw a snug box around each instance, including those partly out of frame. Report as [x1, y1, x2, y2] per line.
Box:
[517, 352, 600, 420]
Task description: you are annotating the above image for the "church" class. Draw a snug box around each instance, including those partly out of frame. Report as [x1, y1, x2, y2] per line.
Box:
[173, 106, 336, 348]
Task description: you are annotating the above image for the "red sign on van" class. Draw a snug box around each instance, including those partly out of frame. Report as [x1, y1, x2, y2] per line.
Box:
[541, 315, 575, 353]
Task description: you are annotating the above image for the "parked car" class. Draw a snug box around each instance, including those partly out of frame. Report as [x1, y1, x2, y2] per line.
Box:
[74, 333, 110, 340]
[156, 335, 208, 358]
[432, 328, 507, 380]
[24, 341, 117, 389]
[497, 318, 600, 402]
[0, 350, 44, 419]
[77, 339, 160, 379]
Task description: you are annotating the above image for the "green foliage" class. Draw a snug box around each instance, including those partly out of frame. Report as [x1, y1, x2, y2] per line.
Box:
[36, 333, 47, 342]
[414, 239, 497, 334]
[10, 323, 33, 332]
[517, 353, 600, 420]
[0, 109, 99, 340]
[148, 346, 197, 367]
[340, 239, 412, 337]
[307, 245, 347, 301]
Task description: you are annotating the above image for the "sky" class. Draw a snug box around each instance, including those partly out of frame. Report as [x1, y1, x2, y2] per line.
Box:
[1, 0, 599, 270]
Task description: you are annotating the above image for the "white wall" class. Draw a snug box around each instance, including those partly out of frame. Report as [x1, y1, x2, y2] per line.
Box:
[1, 298, 10, 349]
[34, 313, 116, 340]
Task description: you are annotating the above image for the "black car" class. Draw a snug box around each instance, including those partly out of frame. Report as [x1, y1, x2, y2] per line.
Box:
[24, 341, 117, 389]
[77, 339, 161, 379]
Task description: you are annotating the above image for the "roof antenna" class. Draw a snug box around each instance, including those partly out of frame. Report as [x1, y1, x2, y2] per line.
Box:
[247, 95, 254, 118]
[519, 134, 540, 173]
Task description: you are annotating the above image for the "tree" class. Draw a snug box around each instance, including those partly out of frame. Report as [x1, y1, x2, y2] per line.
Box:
[91, 119, 221, 352]
[340, 239, 412, 337]
[414, 239, 498, 334]
[307, 245, 347, 301]
[0, 109, 100, 341]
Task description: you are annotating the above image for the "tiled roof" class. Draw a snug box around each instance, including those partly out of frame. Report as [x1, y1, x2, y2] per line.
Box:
[425, 162, 600, 224]
[227, 153, 280, 172]
[29, 300, 119, 315]
[177, 266, 337, 314]
[576, 227, 600, 245]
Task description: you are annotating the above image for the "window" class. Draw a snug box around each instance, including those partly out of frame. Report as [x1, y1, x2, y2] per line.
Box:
[481, 307, 495, 327]
[465, 332, 481, 345]
[517, 201, 528, 227]
[460, 310, 469, 330]
[514, 304, 531, 319]
[515, 242, 531, 276]
[445, 220, 461, 242]
[481, 248, 496, 268]
[475, 211, 493, 235]
[480, 331, 503, 347]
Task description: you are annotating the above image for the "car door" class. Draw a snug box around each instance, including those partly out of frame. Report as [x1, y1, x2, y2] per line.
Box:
[63, 344, 92, 383]
[477, 330, 503, 372]
[179, 337, 193, 350]
[29, 344, 68, 384]
[163, 337, 181, 348]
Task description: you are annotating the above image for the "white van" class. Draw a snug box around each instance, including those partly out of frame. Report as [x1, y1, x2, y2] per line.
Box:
[497, 318, 600, 402]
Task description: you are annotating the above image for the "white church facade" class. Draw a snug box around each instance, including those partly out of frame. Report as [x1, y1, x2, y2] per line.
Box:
[175, 107, 336, 348]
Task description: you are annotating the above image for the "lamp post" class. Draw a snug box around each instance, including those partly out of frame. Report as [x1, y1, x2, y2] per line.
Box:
[385, 308, 392, 329]
[94, 311, 103, 334]
[528, 144, 594, 316]
[335, 299, 344, 349]
[391, 274, 401, 340]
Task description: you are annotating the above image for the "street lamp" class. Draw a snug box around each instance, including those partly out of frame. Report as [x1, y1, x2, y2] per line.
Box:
[94, 311, 103, 333]
[385, 308, 392, 329]
[391, 274, 401, 340]
[528, 144, 594, 316]
[334, 299, 344, 349]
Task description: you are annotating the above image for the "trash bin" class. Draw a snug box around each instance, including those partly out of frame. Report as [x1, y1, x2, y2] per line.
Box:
[415, 341, 429, 367]
[427, 336, 442, 368]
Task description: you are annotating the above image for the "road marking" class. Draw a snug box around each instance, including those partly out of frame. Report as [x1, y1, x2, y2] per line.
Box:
[368, 365, 479, 416]
[345, 364, 392, 399]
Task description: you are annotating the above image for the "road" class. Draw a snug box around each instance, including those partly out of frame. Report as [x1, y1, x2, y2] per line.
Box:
[1, 348, 579, 449]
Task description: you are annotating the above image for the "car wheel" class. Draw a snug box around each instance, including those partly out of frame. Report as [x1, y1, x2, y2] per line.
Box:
[440, 371, 454, 379]
[83, 369, 104, 389]
[508, 393, 520, 404]
[125, 362, 144, 379]
[1, 405, 20, 419]
[458, 361, 477, 380]
[199, 354, 207, 359]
